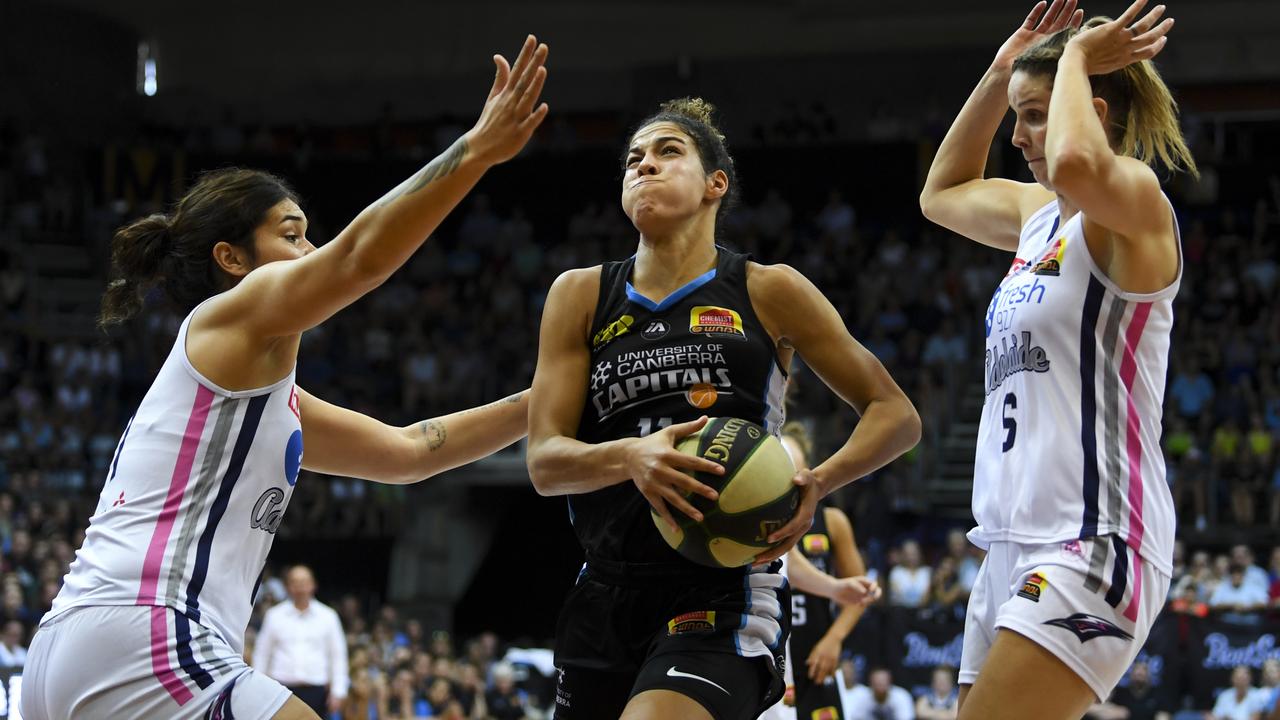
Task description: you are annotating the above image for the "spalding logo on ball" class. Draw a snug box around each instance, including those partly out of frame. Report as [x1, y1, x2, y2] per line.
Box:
[652, 417, 799, 568]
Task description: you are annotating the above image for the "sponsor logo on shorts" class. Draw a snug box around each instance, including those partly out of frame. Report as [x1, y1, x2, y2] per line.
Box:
[667, 610, 717, 635]
[666, 666, 729, 694]
[1043, 613, 1134, 643]
[689, 306, 746, 340]
[803, 533, 830, 555]
[593, 314, 634, 350]
[642, 319, 670, 341]
[1017, 572, 1049, 602]
[811, 707, 840, 720]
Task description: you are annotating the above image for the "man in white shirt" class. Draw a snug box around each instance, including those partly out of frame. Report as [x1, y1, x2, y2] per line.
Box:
[253, 565, 348, 715]
[0, 621, 26, 667]
[845, 667, 915, 720]
[1212, 665, 1263, 720]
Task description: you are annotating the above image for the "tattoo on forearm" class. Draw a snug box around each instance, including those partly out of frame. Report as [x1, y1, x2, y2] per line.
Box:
[420, 420, 447, 451]
[379, 138, 469, 207]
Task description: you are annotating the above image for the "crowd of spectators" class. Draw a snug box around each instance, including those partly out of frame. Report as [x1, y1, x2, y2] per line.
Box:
[0, 104, 1278, 717]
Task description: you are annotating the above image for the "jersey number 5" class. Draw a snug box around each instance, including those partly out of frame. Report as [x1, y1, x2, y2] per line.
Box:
[1002, 392, 1017, 452]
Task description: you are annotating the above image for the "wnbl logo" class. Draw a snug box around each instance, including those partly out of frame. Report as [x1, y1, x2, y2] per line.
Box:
[251, 487, 288, 534]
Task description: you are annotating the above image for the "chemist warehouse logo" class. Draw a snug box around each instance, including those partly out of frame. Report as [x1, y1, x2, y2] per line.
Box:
[689, 306, 746, 340]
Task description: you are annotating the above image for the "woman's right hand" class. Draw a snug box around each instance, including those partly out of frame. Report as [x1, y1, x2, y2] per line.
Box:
[626, 416, 725, 532]
[465, 35, 551, 168]
[993, 0, 1085, 71]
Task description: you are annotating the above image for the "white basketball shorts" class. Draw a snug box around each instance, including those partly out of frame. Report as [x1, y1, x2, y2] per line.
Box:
[21, 605, 292, 720]
[958, 536, 1169, 700]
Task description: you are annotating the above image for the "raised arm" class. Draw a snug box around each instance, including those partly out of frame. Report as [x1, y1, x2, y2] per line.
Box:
[1047, 1, 1183, 293]
[204, 37, 550, 341]
[298, 387, 528, 484]
[750, 263, 920, 560]
[919, 1, 1076, 249]
[525, 268, 723, 530]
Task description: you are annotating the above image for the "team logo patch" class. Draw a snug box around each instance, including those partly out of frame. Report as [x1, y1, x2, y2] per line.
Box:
[668, 610, 716, 635]
[1030, 237, 1066, 276]
[590, 361, 612, 391]
[593, 314, 634, 350]
[689, 306, 746, 340]
[284, 429, 304, 486]
[803, 533, 830, 555]
[1017, 571, 1048, 602]
[641, 319, 670, 340]
[811, 707, 840, 720]
[288, 384, 301, 420]
[686, 383, 718, 409]
[1043, 613, 1134, 643]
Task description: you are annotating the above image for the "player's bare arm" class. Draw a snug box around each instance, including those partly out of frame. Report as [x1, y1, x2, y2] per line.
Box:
[297, 388, 528, 484]
[748, 262, 920, 559]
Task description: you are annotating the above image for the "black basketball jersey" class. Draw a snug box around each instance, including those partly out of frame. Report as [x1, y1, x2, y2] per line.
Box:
[789, 505, 836, 652]
[571, 247, 788, 566]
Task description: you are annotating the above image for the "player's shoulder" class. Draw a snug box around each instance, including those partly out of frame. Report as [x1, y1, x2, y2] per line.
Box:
[745, 261, 811, 297]
[549, 265, 603, 300]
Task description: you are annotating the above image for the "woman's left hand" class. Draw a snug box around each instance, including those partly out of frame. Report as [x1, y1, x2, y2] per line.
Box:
[754, 469, 822, 565]
[1066, 0, 1174, 75]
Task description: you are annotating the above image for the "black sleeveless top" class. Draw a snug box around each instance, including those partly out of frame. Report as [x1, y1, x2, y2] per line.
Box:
[789, 504, 837, 652]
[570, 247, 788, 567]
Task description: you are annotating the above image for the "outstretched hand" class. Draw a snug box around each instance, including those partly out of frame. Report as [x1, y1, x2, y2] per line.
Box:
[994, 0, 1085, 71]
[1067, 0, 1173, 75]
[466, 35, 551, 168]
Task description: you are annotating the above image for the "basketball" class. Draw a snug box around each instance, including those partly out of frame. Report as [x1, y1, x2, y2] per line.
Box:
[651, 417, 800, 568]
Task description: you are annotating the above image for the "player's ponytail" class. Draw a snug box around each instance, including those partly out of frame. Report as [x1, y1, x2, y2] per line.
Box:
[1013, 17, 1198, 178]
[98, 168, 297, 330]
[99, 214, 174, 328]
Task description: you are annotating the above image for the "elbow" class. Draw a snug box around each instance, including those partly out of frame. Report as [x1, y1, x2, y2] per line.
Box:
[525, 447, 559, 497]
[1046, 147, 1098, 196]
[900, 399, 923, 452]
[918, 188, 939, 222]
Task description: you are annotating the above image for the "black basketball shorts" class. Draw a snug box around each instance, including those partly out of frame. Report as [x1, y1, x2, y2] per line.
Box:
[552, 559, 790, 720]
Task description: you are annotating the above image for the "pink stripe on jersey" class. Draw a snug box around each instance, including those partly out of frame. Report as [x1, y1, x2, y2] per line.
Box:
[1119, 303, 1153, 557]
[150, 606, 193, 705]
[1123, 552, 1144, 622]
[137, 384, 214, 605]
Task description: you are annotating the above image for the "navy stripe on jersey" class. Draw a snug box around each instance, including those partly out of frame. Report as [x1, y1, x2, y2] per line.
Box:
[1078, 276, 1106, 538]
[174, 611, 216, 690]
[185, 393, 270, 621]
[1105, 534, 1130, 608]
[625, 267, 717, 312]
[106, 415, 135, 484]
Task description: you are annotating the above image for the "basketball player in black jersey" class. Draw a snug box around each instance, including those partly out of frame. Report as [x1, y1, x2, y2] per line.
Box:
[781, 423, 868, 720]
[526, 97, 920, 720]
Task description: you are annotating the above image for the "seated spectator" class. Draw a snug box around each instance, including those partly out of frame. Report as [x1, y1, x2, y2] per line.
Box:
[838, 658, 866, 719]
[1094, 660, 1172, 720]
[889, 540, 932, 608]
[1211, 665, 1262, 720]
[1210, 564, 1270, 625]
[943, 529, 979, 594]
[386, 668, 418, 720]
[915, 666, 957, 720]
[1230, 545, 1270, 594]
[845, 667, 915, 720]
[0, 620, 26, 667]
[485, 661, 528, 720]
[925, 557, 966, 619]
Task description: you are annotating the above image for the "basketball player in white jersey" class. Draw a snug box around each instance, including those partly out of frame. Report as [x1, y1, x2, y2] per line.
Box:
[919, 1, 1195, 717]
[21, 36, 549, 720]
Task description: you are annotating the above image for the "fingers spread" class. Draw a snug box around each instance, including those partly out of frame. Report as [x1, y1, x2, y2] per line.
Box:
[1023, 1, 1049, 30]
[670, 415, 710, 438]
[1130, 4, 1167, 35]
[1116, 0, 1150, 26]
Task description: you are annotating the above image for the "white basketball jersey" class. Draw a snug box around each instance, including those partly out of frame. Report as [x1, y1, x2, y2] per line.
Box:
[970, 200, 1179, 576]
[47, 302, 303, 652]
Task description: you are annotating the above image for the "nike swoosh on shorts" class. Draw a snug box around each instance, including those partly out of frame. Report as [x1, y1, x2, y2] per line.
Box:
[666, 666, 729, 695]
